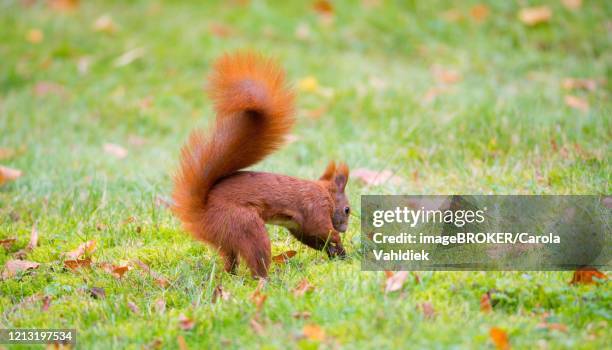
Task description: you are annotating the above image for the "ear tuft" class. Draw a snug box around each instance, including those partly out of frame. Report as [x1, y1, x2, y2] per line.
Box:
[334, 162, 349, 191]
[319, 161, 336, 181]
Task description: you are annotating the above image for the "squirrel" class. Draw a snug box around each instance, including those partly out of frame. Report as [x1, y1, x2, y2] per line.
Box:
[171, 51, 350, 278]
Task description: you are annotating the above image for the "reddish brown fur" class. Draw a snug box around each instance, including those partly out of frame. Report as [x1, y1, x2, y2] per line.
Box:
[172, 51, 350, 278]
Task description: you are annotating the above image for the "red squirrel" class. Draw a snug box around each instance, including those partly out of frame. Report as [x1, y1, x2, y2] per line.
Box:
[171, 51, 350, 278]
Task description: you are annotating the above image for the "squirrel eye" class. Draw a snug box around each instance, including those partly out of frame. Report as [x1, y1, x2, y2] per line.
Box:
[344, 206, 350, 215]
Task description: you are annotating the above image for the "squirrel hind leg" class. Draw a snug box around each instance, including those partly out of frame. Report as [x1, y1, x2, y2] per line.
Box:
[232, 214, 271, 278]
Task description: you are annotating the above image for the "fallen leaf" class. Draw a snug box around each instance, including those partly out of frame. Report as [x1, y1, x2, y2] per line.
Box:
[41, 295, 51, 311]
[570, 267, 606, 285]
[49, 0, 79, 12]
[93, 15, 117, 34]
[519, 6, 552, 26]
[480, 292, 493, 313]
[144, 339, 163, 350]
[64, 257, 92, 270]
[27, 225, 39, 250]
[303, 324, 326, 341]
[103, 143, 128, 159]
[418, 302, 435, 319]
[470, 4, 490, 22]
[384, 271, 394, 278]
[489, 327, 510, 350]
[298, 76, 319, 93]
[251, 289, 267, 312]
[292, 311, 312, 319]
[114, 48, 145, 67]
[250, 318, 265, 335]
[178, 314, 195, 330]
[293, 278, 315, 297]
[313, 0, 334, 16]
[132, 259, 169, 287]
[154, 298, 166, 314]
[0, 238, 16, 250]
[562, 0, 582, 10]
[177, 335, 188, 350]
[127, 301, 141, 314]
[99, 262, 130, 278]
[384, 271, 409, 293]
[1, 259, 40, 279]
[272, 250, 297, 264]
[26, 29, 43, 44]
[562, 78, 597, 91]
[212, 285, 231, 303]
[537, 322, 568, 333]
[89, 287, 106, 299]
[565, 95, 589, 112]
[0, 165, 23, 185]
[64, 240, 97, 260]
[352, 168, 402, 186]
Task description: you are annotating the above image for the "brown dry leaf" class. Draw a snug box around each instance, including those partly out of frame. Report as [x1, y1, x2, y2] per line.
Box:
[250, 317, 265, 335]
[570, 267, 607, 285]
[1, 259, 40, 279]
[272, 250, 297, 264]
[132, 259, 169, 287]
[41, 295, 52, 311]
[155, 298, 166, 314]
[480, 292, 493, 313]
[565, 95, 589, 112]
[313, 0, 334, 16]
[33, 81, 65, 97]
[49, 0, 79, 12]
[470, 4, 490, 22]
[0, 238, 16, 250]
[64, 240, 97, 260]
[537, 322, 568, 333]
[27, 225, 39, 250]
[212, 285, 231, 303]
[384, 271, 394, 278]
[99, 262, 130, 278]
[0, 165, 23, 185]
[293, 278, 315, 297]
[489, 327, 510, 350]
[353, 168, 402, 186]
[418, 302, 435, 319]
[93, 15, 117, 34]
[562, 78, 597, 91]
[251, 289, 267, 312]
[562, 0, 582, 10]
[103, 143, 128, 159]
[64, 257, 92, 270]
[26, 29, 43, 44]
[303, 324, 326, 341]
[518, 6, 552, 26]
[384, 271, 409, 294]
[292, 311, 312, 319]
[178, 314, 195, 330]
[127, 301, 141, 314]
[177, 335, 188, 350]
[114, 48, 145, 67]
[89, 287, 106, 299]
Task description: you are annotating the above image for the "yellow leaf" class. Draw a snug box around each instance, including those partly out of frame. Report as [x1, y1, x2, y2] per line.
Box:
[518, 6, 552, 26]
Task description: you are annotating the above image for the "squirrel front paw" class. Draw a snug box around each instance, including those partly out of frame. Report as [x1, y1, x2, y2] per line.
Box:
[326, 243, 347, 259]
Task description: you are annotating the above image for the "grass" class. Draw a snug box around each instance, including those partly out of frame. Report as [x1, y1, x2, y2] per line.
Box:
[0, 0, 610, 348]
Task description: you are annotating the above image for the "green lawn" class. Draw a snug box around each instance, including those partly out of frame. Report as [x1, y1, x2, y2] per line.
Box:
[1, 0, 610, 349]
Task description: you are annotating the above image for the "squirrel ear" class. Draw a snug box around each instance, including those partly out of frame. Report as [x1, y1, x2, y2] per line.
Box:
[334, 162, 349, 192]
[319, 161, 336, 181]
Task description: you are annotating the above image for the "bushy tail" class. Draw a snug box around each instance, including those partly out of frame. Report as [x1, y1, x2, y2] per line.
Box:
[172, 51, 295, 230]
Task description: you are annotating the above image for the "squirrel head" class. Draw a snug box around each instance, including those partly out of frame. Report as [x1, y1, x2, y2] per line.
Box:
[319, 161, 350, 233]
